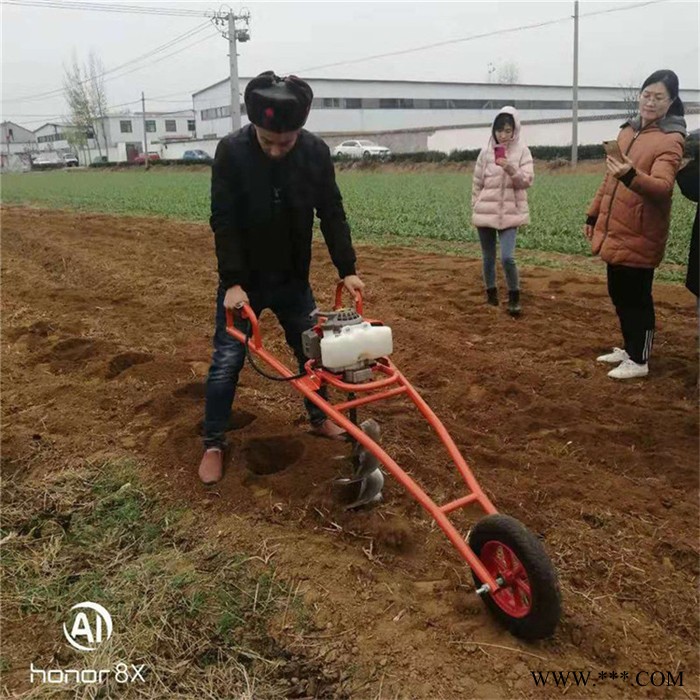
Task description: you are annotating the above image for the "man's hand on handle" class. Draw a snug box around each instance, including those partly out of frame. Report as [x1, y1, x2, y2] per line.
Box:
[343, 274, 365, 300]
[225, 278, 364, 311]
[224, 285, 249, 311]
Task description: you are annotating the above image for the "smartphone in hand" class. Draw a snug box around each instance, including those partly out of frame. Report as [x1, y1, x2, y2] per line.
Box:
[603, 140, 623, 161]
[494, 145, 506, 160]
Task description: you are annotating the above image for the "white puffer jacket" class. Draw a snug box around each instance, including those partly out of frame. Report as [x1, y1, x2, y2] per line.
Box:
[471, 106, 534, 230]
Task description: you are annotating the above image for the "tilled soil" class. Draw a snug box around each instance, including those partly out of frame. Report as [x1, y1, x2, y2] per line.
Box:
[2, 206, 698, 698]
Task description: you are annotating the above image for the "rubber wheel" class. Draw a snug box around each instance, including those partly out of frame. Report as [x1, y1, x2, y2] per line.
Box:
[363, 150, 371, 159]
[468, 514, 561, 640]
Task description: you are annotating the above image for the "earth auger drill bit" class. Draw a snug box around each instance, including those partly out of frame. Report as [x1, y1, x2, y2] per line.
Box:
[333, 418, 384, 509]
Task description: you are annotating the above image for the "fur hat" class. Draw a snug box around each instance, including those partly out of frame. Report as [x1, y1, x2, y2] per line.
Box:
[244, 71, 313, 132]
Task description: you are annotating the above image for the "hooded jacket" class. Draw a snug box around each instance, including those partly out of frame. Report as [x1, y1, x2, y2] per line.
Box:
[586, 114, 686, 268]
[471, 106, 534, 230]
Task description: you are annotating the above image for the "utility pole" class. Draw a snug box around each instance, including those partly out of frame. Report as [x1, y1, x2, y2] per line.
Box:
[211, 8, 251, 133]
[141, 91, 149, 170]
[191, 94, 197, 139]
[228, 12, 241, 132]
[571, 0, 579, 167]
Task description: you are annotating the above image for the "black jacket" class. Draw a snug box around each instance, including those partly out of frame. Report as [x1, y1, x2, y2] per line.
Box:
[676, 156, 699, 296]
[210, 125, 356, 290]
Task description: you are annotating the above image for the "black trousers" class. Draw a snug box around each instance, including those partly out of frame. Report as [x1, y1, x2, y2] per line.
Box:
[606, 264, 655, 364]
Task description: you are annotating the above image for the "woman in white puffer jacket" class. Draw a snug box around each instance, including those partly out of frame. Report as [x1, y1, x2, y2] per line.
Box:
[472, 106, 534, 316]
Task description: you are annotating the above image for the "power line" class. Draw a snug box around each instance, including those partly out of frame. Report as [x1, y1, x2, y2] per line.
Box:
[145, 98, 196, 103]
[5, 101, 196, 126]
[2, 89, 202, 123]
[291, 0, 669, 74]
[2, 34, 217, 125]
[92, 21, 212, 74]
[3, 21, 212, 103]
[3, 115, 73, 126]
[78, 87, 204, 110]
[3, 0, 207, 17]
[92, 29, 218, 91]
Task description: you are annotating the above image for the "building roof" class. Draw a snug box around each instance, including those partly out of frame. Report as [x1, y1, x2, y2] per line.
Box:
[315, 106, 700, 137]
[108, 110, 194, 118]
[32, 122, 65, 133]
[1, 120, 33, 130]
[1, 120, 36, 142]
[31, 111, 194, 133]
[192, 76, 700, 97]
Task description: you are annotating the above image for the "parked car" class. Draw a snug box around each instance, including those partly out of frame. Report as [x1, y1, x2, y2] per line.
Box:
[62, 153, 79, 167]
[133, 151, 161, 165]
[92, 155, 109, 164]
[334, 140, 391, 160]
[182, 149, 212, 162]
[31, 154, 56, 166]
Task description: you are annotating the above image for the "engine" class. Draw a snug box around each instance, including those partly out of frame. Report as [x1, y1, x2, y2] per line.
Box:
[302, 308, 393, 383]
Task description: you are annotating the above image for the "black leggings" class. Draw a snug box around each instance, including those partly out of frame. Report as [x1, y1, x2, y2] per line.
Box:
[606, 264, 655, 364]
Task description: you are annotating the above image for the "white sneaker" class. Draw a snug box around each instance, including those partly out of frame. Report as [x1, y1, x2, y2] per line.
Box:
[596, 347, 629, 364]
[608, 358, 648, 380]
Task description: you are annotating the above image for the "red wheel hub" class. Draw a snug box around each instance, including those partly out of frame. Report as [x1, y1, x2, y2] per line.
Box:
[480, 540, 532, 617]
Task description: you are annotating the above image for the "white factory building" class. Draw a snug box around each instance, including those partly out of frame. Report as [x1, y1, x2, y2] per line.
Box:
[40, 110, 195, 163]
[4, 78, 698, 168]
[192, 76, 700, 152]
[1, 110, 196, 167]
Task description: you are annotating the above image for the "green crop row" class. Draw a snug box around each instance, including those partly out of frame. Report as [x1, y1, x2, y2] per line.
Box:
[1, 169, 694, 266]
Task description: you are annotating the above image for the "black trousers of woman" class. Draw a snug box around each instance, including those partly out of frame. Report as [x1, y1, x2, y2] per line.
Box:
[606, 264, 655, 364]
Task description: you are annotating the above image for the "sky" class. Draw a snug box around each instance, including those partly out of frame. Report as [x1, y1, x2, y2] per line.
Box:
[1, 0, 698, 129]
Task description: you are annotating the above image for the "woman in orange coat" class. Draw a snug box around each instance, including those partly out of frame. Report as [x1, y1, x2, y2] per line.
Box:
[585, 69, 687, 380]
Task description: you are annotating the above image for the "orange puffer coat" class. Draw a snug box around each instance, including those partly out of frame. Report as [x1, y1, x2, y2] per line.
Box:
[587, 115, 686, 268]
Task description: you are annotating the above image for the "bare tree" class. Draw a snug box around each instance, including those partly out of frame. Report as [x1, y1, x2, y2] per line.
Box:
[63, 52, 105, 160]
[497, 61, 520, 85]
[87, 51, 109, 156]
[63, 55, 94, 160]
[620, 82, 641, 120]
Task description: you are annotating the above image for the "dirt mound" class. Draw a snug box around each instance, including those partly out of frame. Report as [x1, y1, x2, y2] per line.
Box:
[2, 206, 698, 698]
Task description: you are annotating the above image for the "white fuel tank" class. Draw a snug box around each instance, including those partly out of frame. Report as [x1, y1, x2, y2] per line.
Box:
[320, 322, 393, 371]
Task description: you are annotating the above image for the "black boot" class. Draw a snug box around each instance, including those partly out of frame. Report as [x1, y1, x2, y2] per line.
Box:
[507, 290, 521, 316]
[486, 287, 499, 306]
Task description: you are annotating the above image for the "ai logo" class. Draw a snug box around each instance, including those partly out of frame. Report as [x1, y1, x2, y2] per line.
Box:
[62, 602, 113, 652]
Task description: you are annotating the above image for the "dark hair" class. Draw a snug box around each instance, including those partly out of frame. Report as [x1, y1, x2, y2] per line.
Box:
[492, 112, 515, 141]
[641, 69, 685, 116]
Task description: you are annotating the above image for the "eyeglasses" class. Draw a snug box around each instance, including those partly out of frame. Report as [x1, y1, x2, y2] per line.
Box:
[639, 92, 671, 104]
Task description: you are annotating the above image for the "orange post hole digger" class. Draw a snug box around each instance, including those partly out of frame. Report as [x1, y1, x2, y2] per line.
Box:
[226, 283, 561, 640]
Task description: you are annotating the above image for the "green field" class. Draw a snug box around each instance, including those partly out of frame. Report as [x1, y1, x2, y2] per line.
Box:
[2, 168, 695, 269]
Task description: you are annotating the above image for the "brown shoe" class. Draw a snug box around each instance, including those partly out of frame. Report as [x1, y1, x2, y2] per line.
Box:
[198, 448, 223, 484]
[311, 419, 347, 441]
